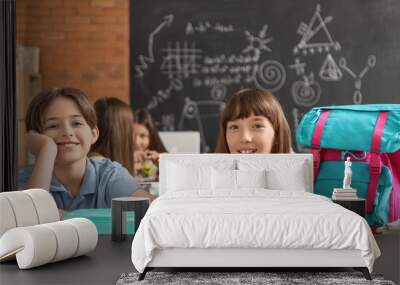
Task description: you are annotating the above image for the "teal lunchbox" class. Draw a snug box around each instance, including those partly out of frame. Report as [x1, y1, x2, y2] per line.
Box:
[64, 208, 135, 235]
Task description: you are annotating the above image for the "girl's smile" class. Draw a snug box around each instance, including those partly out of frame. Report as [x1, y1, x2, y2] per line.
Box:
[237, 148, 257, 154]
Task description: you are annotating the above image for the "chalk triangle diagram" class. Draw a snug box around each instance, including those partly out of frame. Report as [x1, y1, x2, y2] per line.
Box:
[295, 5, 340, 54]
[319, 54, 342, 81]
[301, 20, 332, 45]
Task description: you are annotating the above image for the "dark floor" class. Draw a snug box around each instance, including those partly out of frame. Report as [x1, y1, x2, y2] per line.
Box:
[374, 230, 400, 284]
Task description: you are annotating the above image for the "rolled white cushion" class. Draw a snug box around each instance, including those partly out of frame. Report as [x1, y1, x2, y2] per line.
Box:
[0, 189, 59, 238]
[24, 189, 59, 224]
[63, 218, 98, 257]
[0, 191, 39, 227]
[42, 221, 79, 262]
[0, 226, 57, 269]
[0, 196, 17, 237]
[0, 218, 98, 269]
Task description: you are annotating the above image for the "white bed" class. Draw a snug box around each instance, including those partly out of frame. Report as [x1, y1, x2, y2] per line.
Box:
[131, 154, 380, 280]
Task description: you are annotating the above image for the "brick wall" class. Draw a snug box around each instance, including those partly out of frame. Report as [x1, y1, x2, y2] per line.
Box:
[16, 0, 130, 103]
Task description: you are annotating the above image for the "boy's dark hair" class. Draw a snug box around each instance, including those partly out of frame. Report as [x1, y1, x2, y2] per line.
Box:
[26, 87, 97, 132]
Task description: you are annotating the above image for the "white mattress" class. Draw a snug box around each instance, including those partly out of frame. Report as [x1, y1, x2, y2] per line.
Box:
[131, 190, 380, 273]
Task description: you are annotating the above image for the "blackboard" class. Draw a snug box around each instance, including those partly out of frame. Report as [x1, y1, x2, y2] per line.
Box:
[130, 0, 400, 152]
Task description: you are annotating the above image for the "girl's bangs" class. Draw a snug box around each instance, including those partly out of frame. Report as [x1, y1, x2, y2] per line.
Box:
[227, 95, 268, 122]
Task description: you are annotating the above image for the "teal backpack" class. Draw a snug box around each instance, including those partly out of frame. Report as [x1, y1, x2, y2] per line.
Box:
[296, 104, 400, 228]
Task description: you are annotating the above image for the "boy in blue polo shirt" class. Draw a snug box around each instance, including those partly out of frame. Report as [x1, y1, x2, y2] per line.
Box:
[17, 87, 153, 211]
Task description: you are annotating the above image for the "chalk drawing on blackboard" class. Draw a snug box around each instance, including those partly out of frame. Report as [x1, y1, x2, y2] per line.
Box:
[293, 4, 340, 55]
[339, 55, 376, 104]
[254, 60, 286, 92]
[161, 41, 202, 79]
[210, 83, 227, 100]
[289, 58, 307, 76]
[189, 24, 286, 93]
[136, 18, 287, 149]
[186, 21, 234, 35]
[146, 78, 183, 110]
[291, 72, 321, 107]
[161, 114, 175, 131]
[242, 25, 273, 57]
[319, 53, 342, 81]
[135, 15, 174, 78]
[178, 97, 225, 152]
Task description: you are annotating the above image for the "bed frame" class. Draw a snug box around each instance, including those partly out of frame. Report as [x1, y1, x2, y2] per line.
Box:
[138, 154, 372, 281]
[138, 248, 371, 280]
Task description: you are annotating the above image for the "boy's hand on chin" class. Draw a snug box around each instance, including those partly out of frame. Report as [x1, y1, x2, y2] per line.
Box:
[26, 131, 57, 157]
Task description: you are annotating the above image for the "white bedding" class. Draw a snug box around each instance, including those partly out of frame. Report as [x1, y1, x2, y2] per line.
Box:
[131, 190, 380, 273]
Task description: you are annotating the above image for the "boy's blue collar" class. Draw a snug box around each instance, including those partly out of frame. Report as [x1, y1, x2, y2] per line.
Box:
[80, 158, 96, 195]
[50, 158, 96, 196]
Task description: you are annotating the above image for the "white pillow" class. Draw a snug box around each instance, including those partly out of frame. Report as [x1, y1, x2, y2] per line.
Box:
[211, 168, 267, 191]
[237, 169, 267, 189]
[167, 162, 211, 192]
[238, 159, 308, 192]
[212, 168, 237, 191]
[266, 164, 307, 191]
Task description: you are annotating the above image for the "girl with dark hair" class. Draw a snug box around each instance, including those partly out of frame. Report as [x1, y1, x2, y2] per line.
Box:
[215, 88, 292, 154]
[133, 109, 167, 179]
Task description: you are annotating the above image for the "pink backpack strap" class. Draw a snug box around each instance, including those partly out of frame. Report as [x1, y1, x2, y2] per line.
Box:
[311, 110, 331, 181]
[367, 111, 389, 213]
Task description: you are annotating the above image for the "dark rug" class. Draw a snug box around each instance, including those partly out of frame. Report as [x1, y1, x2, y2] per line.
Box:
[116, 271, 396, 285]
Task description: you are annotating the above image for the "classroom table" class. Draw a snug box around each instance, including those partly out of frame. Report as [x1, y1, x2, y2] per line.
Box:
[0, 235, 134, 285]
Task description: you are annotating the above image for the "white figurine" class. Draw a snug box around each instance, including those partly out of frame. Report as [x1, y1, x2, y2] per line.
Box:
[343, 157, 352, 189]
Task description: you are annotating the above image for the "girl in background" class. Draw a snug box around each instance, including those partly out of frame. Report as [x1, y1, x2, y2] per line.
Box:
[215, 88, 292, 154]
[18, 88, 153, 211]
[90, 97, 135, 175]
[133, 109, 167, 179]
